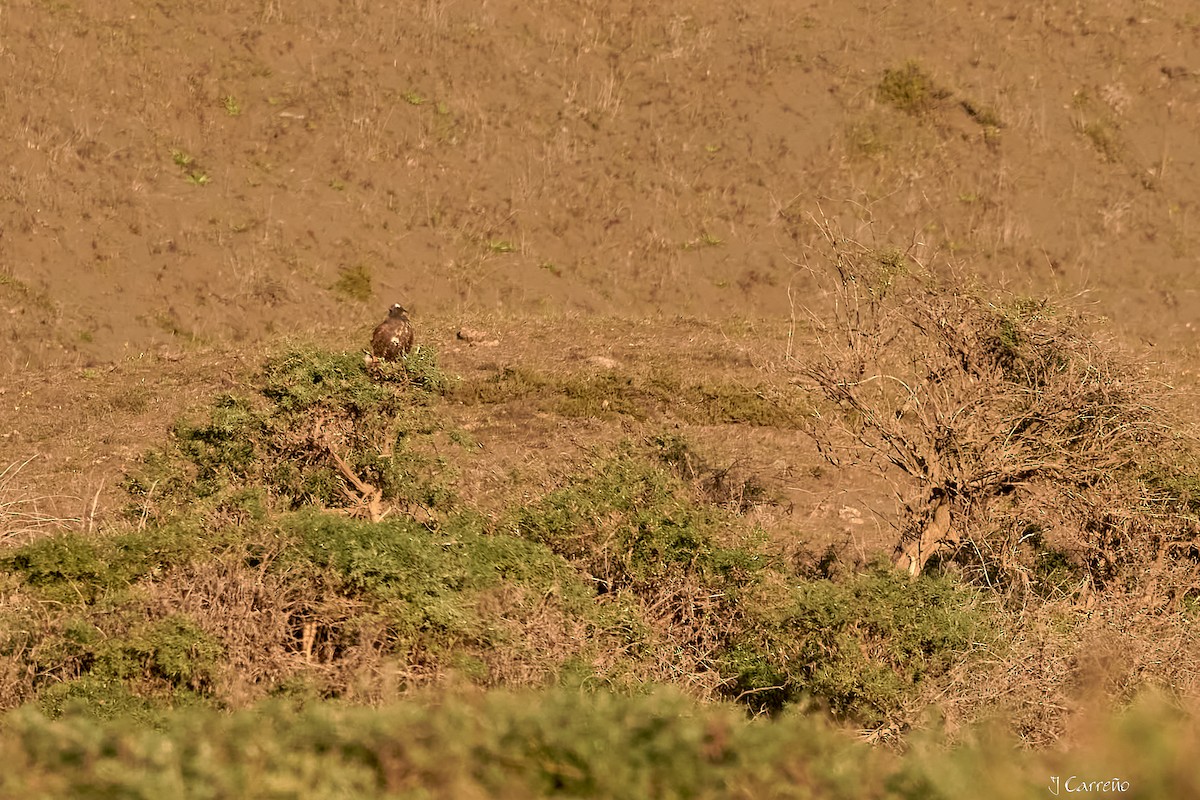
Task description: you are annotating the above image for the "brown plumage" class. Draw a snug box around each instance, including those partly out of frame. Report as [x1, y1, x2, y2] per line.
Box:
[370, 303, 415, 362]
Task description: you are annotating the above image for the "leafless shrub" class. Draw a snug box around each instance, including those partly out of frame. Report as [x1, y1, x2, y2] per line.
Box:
[796, 224, 1200, 600]
[142, 553, 305, 705]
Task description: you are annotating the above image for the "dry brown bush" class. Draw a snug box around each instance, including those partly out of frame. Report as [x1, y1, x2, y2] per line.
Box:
[142, 554, 308, 706]
[796, 224, 1200, 602]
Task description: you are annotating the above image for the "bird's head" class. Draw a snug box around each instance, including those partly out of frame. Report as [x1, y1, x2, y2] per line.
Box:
[388, 303, 409, 319]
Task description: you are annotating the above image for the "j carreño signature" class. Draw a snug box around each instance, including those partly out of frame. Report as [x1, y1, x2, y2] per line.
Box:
[1048, 776, 1130, 795]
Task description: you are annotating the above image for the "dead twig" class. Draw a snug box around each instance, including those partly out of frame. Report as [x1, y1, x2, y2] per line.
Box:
[311, 417, 387, 522]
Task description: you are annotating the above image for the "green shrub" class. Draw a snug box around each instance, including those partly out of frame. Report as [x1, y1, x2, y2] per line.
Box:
[279, 511, 590, 645]
[124, 346, 454, 522]
[3, 524, 205, 604]
[260, 348, 398, 414]
[507, 449, 762, 595]
[286, 512, 571, 601]
[0, 689, 890, 799]
[33, 613, 222, 720]
[2, 536, 108, 600]
[37, 676, 158, 723]
[4, 688, 1198, 799]
[369, 344, 455, 395]
[174, 394, 263, 485]
[126, 615, 224, 691]
[723, 565, 997, 721]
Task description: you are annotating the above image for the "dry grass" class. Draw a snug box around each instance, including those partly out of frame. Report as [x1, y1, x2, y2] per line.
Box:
[0, 458, 89, 548]
[921, 594, 1200, 749]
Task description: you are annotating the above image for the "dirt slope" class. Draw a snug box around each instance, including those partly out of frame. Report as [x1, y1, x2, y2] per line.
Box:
[2, 0, 1198, 373]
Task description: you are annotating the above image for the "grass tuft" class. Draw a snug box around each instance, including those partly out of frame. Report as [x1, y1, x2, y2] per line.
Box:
[877, 62, 951, 116]
[333, 265, 373, 301]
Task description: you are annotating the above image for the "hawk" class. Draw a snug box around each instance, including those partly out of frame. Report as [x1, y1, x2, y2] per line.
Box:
[369, 303, 415, 363]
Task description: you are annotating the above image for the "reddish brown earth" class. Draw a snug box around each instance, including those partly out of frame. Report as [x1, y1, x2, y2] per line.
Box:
[3, 0, 1200, 533]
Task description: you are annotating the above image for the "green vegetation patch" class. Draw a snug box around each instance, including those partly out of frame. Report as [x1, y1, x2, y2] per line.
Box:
[124, 346, 454, 522]
[279, 511, 592, 644]
[333, 264, 373, 301]
[503, 445, 770, 692]
[0, 508, 611, 714]
[33, 613, 223, 721]
[877, 62, 951, 116]
[507, 447, 763, 596]
[0, 689, 884, 800]
[722, 564, 997, 721]
[1142, 453, 1200, 515]
[453, 366, 809, 428]
[0, 272, 56, 312]
[2, 523, 209, 604]
[260, 345, 449, 410]
[5, 688, 1197, 800]
[960, 98, 1003, 129]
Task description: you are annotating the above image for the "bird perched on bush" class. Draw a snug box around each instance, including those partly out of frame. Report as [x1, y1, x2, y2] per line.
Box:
[367, 303, 415, 364]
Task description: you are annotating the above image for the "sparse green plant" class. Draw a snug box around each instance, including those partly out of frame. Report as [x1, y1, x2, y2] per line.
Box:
[1077, 118, 1124, 163]
[845, 118, 889, 159]
[682, 232, 723, 250]
[170, 148, 210, 186]
[447, 429, 476, 449]
[222, 95, 242, 116]
[333, 264, 372, 301]
[0, 273, 56, 312]
[1070, 91, 1126, 163]
[877, 62, 951, 116]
